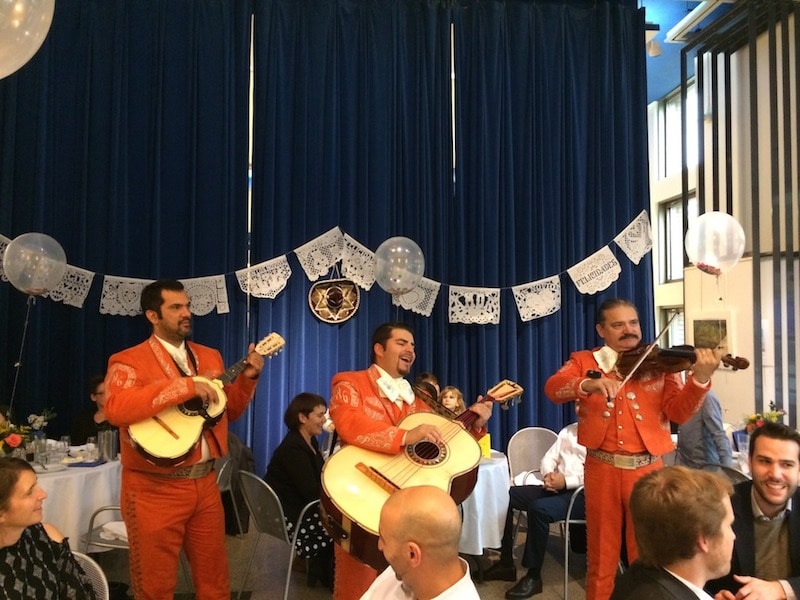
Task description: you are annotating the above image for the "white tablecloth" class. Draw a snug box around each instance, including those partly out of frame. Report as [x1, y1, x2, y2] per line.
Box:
[459, 451, 510, 555]
[37, 461, 122, 550]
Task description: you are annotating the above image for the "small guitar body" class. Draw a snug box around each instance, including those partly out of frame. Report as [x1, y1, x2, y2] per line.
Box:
[320, 379, 523, 571]
[128, 333, 285, 466]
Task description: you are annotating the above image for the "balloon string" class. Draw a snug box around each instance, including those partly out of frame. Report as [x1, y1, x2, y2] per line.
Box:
[8, 295, 35, 421]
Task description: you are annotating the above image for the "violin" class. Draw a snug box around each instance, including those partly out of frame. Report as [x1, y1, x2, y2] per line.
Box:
[615, 344, 750, 379]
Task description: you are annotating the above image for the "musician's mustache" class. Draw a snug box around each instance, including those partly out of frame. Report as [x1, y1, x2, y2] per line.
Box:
[620, 333, 639, 340]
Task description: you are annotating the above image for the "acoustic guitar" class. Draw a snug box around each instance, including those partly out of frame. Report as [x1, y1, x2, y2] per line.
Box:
[320, 379, 523, 571]
[128, 333, 285, 466]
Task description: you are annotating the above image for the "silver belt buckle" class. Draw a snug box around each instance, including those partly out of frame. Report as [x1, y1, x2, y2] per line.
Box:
[613, 454, 637, 470]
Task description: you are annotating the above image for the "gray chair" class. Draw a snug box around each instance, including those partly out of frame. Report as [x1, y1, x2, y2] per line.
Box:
[721, 464, 751, 484]
[80, 505, 193, 591]
[236, 470, 319, 600]
[215, 456, 245, 537]
[561, 486, 587, 599]
[73, 551, 109, 600]
[506, 427, 558, 539]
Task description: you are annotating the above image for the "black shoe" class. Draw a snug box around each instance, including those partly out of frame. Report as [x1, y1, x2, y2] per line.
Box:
[505, 575, 543, 599]
[483, 562, 517, 582]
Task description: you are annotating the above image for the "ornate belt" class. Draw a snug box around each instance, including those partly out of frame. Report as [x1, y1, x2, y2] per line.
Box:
[137, 461, 214, 479]
[587, 449, 659, 470]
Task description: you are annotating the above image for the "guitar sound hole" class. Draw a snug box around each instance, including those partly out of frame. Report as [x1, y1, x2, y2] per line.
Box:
[407, 441, 447, 465]
[178, 397, 208, 417]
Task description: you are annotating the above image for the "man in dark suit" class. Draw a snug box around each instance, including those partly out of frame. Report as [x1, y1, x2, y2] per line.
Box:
[706, 421, 800, 599]
[611, 466, 735, 600]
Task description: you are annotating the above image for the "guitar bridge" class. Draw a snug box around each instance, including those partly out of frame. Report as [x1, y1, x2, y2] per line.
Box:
[355, 462, 399, 495]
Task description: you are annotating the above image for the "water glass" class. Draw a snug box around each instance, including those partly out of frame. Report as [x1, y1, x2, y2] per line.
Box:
[60, 435, 71, 451]
[33, 438, 50, 465]
[86, 436, 98, 461]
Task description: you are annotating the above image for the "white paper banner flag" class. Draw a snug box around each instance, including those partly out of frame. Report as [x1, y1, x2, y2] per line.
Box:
[180, 275, 229, 315]
[614, 210, 652, 264]
[511, 275, 561, 322]
[342, 234, 376, 290]
[100, 276, 153, 315]
[235, 256, 292, 299]
[0, 234, 11, 282]
[567, 246, 621, 294]
[391, 277, 441, 317]
[294, 227, 344, 281]
[44, 265, 95, 308]
[448, 286, 501, 324]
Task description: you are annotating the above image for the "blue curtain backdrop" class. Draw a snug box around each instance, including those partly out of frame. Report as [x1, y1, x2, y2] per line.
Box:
[0, 0, 652, 476]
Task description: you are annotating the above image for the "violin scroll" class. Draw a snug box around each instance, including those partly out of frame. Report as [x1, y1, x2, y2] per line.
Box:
[721, 354, 749, 371]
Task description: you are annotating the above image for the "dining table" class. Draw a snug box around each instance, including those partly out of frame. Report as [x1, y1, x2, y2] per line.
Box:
[36, 460, 123, 550]
[458, 449, 510, 556]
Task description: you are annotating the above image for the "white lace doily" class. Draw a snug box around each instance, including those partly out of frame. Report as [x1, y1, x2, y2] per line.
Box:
[391, 277, 441, 317]
[342, 234, 375, 290]
[100, 276, 152, 316]
[0, 234, 11, 282]
[235, 256, 292, 299]
[567, 246, 621, 295]
[614, 210, 652, 265]
[294, 227, 343, 281]
[511, 275, 561, 322]
[448, 285, 501, 324]
[43, 265, 94, 308]
[181, 275, 229, 315]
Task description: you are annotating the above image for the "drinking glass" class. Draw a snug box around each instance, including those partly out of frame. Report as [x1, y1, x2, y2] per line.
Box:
[86, 436, 98, 461]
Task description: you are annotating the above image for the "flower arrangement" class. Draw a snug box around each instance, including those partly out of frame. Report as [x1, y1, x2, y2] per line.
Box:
[0, 422, 32, 455]
[744, 402, 786, 433]
[27, 408, 57, 431]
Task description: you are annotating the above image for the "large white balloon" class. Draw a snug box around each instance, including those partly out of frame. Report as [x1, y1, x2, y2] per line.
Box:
[684, 211, 746, 276]
[374, 237, 425, 295]
[0, 0, 55, 80]
[3, 232, 66, 295]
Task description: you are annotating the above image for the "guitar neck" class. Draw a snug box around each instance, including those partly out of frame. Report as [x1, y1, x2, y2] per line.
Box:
[454, 396, 493, 430]
[216, 356, 249, 385]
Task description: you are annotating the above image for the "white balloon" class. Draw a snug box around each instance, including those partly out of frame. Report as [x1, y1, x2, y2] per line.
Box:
[374, 237, 425, 296]
[3, 232, 66, 295]
[684, 211, 746, 276]
[0, 0, 55, 80]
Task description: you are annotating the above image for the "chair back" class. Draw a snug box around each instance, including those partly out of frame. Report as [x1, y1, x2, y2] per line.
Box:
[73, 551, 109, 600]
[506, 426, 558, 481]
[237, 470, 291, 543]
[215, 456, 235, 492]
[720, 465, 751, 484]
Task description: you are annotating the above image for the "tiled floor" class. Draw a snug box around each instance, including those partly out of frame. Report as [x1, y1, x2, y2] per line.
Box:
[91, 522, 589, 599]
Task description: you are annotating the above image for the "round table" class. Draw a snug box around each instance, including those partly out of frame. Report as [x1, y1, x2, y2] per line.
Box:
[37, 460, 122, 550]
[458, 450, 510, 555]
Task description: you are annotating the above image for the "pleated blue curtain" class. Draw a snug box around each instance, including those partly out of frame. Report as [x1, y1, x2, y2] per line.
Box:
[0, 0, 252, 429]
[245, 0, 652, 471]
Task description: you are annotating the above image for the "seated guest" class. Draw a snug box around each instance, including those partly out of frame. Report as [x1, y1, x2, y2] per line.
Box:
[439, 385, 466, 414]
[264, 392, 334, 588]
[484, 422, 586, 598]
[360, 485, 480, 599]
[0, 457, 97, 599]
[610, 465, 734, 599]
[674, 390, 733, 471]
[70, 373, 116, 445]
[413, 372, 440, 397]
[706, 421, 800, 599]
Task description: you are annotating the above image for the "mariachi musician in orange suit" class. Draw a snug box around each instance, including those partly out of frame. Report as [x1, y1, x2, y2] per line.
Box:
[105, 279, 264, 600]
[328, 321, 493, 600]
[544, 298, 720, 600]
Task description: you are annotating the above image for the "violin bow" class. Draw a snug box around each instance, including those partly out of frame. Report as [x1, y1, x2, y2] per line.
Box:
[617, 312, 679, 391]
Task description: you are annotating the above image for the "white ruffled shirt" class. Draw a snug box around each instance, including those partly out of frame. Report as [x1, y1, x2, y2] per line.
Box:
[374, 366, 415, 406]
[360, 558, 480, 599]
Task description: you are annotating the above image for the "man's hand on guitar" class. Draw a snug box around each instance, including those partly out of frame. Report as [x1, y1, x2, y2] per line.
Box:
[241, 342, 265, 380]
[469, 396, 493, 431]
[193, 380, 224, 406]
[403, 424, 444, 446]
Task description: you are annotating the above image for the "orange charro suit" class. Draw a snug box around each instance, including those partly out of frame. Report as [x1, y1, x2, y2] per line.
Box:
[105, 336, 258, 600]
[544, 348, 708, 600]
[328, 365, 486, 600]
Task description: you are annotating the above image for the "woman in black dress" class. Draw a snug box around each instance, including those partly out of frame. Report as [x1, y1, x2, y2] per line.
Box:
[264, 392, 333, 588]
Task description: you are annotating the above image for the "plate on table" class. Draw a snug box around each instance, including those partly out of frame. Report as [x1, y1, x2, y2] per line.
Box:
[33, 463, 68, 474]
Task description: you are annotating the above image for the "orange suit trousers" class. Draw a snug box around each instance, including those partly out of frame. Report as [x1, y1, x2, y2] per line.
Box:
[583, 455, 661, 600]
